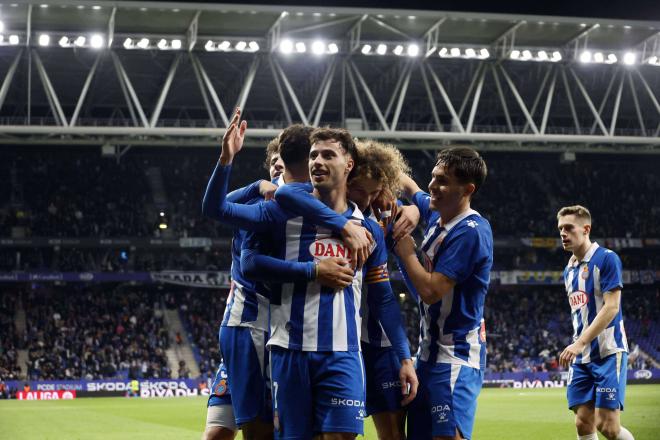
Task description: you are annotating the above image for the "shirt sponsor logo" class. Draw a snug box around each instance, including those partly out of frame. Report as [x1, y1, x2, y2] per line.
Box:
[330, 397, 365, 407]
[568, 290, 589, 312]
[310, 238, 352, 261]
[596, 387, 616, 393]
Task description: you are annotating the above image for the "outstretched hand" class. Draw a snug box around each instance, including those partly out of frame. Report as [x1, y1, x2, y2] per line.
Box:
[219, 108, 247, 165]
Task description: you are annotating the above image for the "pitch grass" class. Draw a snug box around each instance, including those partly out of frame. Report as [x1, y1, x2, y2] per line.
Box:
[0, 385, 658, 439]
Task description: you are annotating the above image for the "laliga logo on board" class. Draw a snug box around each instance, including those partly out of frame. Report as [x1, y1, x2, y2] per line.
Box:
[568, 290, 589, 312]
[310, 238, 352, 261]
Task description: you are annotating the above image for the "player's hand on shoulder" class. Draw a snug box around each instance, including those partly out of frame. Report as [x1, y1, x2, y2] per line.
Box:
[399, 359, 418, 406]
[341, 221, 374, 270]
[259, 180, 278, 201]
[316, 258, 354, 290]
[219, 107, 247, 164]
[392, 204, 421, 241]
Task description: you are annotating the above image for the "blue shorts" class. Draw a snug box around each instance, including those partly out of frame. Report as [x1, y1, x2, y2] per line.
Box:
[270, 347, 366, 439]
[407, 361, 483, 440]
[362, 342, 402, 416]
[208, 361, 232, 407]
[219, 326, 272, 425]
[567, 352, 627, 411]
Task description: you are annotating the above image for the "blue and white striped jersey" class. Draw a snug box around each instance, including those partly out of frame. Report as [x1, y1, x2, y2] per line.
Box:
[563, 242, 628, 364]
[411, 191, 493, 370]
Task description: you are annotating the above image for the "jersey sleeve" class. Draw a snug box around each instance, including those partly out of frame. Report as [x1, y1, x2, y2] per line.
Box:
[226, 179, 263, 204]
[411, 191, 433, 224]
[600, 251, 624, 293]
[201, 163, 287, 232]
[240, 231, 315, 283]
[274, 183, 348, 233]
[433, 225, 484, 284]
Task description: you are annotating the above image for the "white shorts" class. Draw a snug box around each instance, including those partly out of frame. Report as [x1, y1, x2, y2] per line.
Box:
[206, 404, 237, 431]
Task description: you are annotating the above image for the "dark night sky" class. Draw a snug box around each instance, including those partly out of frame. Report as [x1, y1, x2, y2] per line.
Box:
[138, 0, 660, 21]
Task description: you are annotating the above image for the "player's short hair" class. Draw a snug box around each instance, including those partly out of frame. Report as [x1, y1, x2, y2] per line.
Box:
[279, 124, 315, 166]
[557, 205, 592, 223]
[352, 140, 410, 196]
[436, 147, 487, 195]
[310, 127, 357, 163]
[263, 136, 280, 170]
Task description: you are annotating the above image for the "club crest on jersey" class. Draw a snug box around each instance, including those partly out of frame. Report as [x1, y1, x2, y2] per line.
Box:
[581, 266, 589, 280]
[310, 238, 351, 260]
[568, 290, 589, 312]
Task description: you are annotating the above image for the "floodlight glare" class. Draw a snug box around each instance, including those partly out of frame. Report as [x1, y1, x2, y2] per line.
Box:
[376, 44, 387, 55]
[90, 34, 103, 49]
[607, 53, 617, 64]
[551, 51, 562, 62]
[521, 50, 532, 60]
[171, 39, 182, 50]
[0, 21, 4, 33]
[157, 39, 168, 50]
[38, 34, 50, 46]
[361, 44, 372, 55]
[407, 44, 419, 57]
[479, 48, 490, 59]
[312, 40, 325, 55]
[594, 52, 604, 63]
[218, 41, 231, 51]
[58, 36, 69, 47]
[279, 39, 294, 54]
[137, 38, 150, 49]
[393, 45, 404, 56]
[248, 41, 259, 52]
[450, 47, 460, 57]
[623, 52, 636, 65]
[74, 36, 86, 47]
[465, 48, 476, 58]
[204, 40, 215, 51]
[235, 41, 247, 51]
[295, 42, 306, 53]
[9, 35, 19, 45]
[328, 43, 339, 54]
[648, 56, 658, 65]
[510, 50, 521, 59]
[438, 47, 448, 57]
[579, 51, 592, 63]
[537, 50, 548, 61]
[123, 38, 134, 49]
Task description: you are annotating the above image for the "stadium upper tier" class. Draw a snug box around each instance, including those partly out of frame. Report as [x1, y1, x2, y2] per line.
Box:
[0, 2, 658, 151]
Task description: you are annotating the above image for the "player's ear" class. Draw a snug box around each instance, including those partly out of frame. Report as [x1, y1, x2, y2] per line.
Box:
[584, 223, 591, 236]
[345, 156, 354, 176]
[464, 183, 476, 198]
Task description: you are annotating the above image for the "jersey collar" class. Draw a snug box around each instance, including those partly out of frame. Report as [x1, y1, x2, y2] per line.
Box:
[569, 241, 599, 267]
[440, 208, 480, 232]
[274, 175, 286, 186]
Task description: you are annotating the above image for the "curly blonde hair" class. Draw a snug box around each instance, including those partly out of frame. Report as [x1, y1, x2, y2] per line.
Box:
[352, 140, 410, 195]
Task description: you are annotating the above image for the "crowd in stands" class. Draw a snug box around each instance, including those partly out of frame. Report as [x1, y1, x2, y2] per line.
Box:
[16, 286, 170, 381]
[0, 294, 21, 381]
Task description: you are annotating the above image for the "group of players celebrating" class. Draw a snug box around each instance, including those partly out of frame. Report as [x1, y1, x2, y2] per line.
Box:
[200, 108, 634, 440]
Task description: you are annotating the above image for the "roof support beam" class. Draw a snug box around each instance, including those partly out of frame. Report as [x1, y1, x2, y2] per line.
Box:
[589, 68, 619, 135]
[150, 53, 182, 128]
[190, 54, 230, 127]
[307, 60, 337, 123]
[287, 15, 362, 35]
[272, 57, 308, 125]
[0, 49, 23, 113]
[32, 50, 68, 127]
[560, 66, 581, 134]
[189, 54, 218, 127]
[111, 51, 149, 128]
[186, 11, 201, 52]
[634, 70, 660, 116]
[466, 65, 486, 133]
[367, 16, 413, 40]
[627, 70, 646, 134]
[458, 63, 486, 121]
[425, 62, 465, 133]
[568, 67, 608, 135]
[107, 7, 117, 48]
[491, 65, 514, 133]
[348, 61, 389, 131]
[384, 63, 412, 119]
[498, 64, 539, 134]
[422, 17, 447, 57]
[268, 57, 293, 126]
[345, 61, 369, 129]
[235, 56, 260, 114]
[609, 72, 625, 136]
[419, 65, 442, 131]
[390, 63, 414, 131]
[540, 68, 558, 135]
[70, 53, 102, 127]
[522, 66, 553, 134]
[312, 60, 338, 127]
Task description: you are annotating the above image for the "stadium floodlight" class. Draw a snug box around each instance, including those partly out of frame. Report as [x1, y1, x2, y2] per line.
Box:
[9, 35, 19, 45]
[90, 34, 103, 49]
[393, 45, 404, 56]
[159, 211, 165, 217]
[521, 50, 532, 60]
[311, 40, 325, 55]
[537, 50, 548, 61]
[295, 41, 306, 53]
[479, 48, 489, 59]
[248, 41, 259, 52]
[218, 40, 231, 51]
[450, 47, 460, 57]
[123, 38, 134, 49]
[648, 56, 659, 65]
[361, 44, 372, 55]
[407, 44, 419, 57]
[157, 39, 168, 50]
[0, 21, 4, 33]
[438, 47, 448, 57]
[158, 222, 168, 230]
[204, 40, 215, 51]
[74, 36, 86, 47]
[607, 53, 617, 64]
[376, 44, 387, 55]
[279, 39, 294, 54]
[579, 50, 592, 63]
[235, 41, 247, 51]
[40, 4, 48, 8]
[328, 43, 339, 54]
[137, 38, 150, 49]
[551, 51, 562, 62]
[38, 34, 50, 46]
[510, 50, 520, 59]
[92, 5, 101, 10]
[171, 39, 182, 50]
[623, 52, 636, 65]
[594, 52, 604, 63]
[465, 48, 476, 58]
[58, 36, 69, 47]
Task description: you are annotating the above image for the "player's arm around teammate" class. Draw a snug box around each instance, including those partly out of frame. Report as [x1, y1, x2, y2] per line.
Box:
[557, 206, 634, 440]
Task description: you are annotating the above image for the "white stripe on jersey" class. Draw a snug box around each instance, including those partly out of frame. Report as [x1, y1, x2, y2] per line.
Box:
[304, 281, 322, 352]
[577, 265, 591, 363]
[449, 364, 461, 393]
[351, 271, 364, 348]
[225, 281, 246, 327]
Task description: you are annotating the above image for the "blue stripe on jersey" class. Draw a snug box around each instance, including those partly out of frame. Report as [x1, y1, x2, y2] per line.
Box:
[343, 276, 358, 350]
[318, 286, 335, 349]
[289, 219, 318, 348]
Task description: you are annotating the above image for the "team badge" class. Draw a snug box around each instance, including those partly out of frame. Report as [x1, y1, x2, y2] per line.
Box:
[581, 266, 589, 279]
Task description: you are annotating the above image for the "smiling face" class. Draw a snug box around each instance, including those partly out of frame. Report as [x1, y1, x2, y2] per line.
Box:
[427, 162, 472, 214]
[348, 176, 383, 212]
[309, 139, 354, 192]
[557, 214, 591, 252]
[269, 153, 284, 180]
